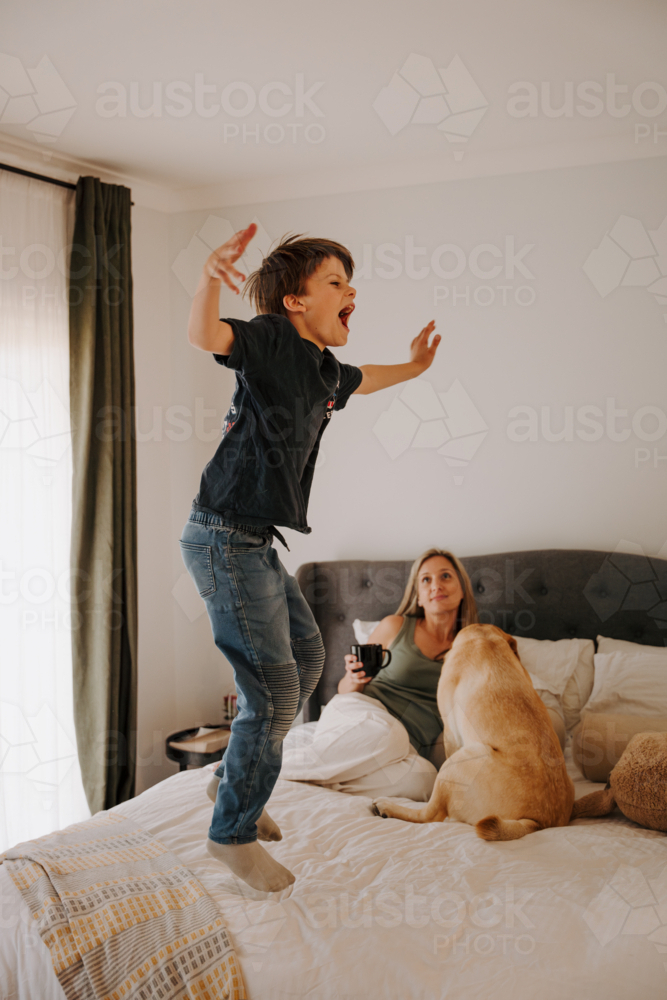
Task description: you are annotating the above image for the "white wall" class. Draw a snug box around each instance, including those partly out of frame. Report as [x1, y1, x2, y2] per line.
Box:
[133, 154, 667, 789]
[132, 205, 178, 792]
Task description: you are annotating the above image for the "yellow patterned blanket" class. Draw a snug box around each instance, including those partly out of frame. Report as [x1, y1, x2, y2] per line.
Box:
[0, 811, 246, 1000]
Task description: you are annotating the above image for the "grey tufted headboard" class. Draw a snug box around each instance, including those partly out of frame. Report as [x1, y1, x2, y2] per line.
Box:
[295, 549, 667, 722]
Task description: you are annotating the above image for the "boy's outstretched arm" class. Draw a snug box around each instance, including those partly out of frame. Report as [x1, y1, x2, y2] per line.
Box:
[353, 321, 441, 394]
[188, 223, 257, 353]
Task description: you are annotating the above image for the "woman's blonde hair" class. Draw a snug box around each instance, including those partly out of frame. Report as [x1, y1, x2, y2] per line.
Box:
[395, 548, 478, 634]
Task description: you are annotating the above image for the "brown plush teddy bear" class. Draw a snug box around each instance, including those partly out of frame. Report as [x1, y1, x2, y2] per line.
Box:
[572, 731, 667, 832]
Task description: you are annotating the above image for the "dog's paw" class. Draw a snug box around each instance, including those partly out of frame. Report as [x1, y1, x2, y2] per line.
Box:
[372, 798, 391, 818]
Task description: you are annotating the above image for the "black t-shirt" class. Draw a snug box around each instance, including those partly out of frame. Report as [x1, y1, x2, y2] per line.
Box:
[193, 313, 363, 534]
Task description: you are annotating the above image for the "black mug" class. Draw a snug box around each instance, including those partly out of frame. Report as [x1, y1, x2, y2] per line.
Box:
[350, 643, 392, 678]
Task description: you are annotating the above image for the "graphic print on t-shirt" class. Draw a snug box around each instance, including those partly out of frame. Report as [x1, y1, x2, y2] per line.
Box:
[222, 402, 237, 438]
[324, 380, 340, 420]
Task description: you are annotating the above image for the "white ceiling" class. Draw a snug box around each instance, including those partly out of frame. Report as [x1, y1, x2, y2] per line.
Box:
[1, 0, 666, 211]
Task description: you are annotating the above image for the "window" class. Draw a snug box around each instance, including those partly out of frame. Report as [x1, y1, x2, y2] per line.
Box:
[0, 170, 89, 851]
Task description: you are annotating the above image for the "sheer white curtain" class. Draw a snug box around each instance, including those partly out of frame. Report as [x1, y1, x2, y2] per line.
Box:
[0, 170, 89, 851]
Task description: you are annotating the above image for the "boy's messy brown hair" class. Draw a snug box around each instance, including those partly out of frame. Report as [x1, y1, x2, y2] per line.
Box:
[243, 234, 355, 317]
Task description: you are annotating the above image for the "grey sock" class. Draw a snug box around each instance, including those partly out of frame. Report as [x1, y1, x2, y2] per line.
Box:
[205, 838, 295, 893]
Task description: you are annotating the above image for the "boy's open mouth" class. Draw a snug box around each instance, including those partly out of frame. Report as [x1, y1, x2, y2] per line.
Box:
[338, 304, 354, 330]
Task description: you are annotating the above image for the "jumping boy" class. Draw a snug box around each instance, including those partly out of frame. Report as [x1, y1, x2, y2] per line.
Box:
[182, 223, 440, 892]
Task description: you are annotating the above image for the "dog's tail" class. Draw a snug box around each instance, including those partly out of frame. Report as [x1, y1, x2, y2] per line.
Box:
[569, 784, 615, 821]
[475, 816, 541, 841]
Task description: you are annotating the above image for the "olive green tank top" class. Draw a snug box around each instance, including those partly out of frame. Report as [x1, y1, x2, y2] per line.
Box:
[364, 616, 444, 756]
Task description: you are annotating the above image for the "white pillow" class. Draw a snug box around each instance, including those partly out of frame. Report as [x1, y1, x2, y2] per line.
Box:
[353, 619, 381, 644]
[583, 650, 667, 716]
[515, 637, 594, 731]
[560, 660, 595, 733]
[597, 635, 667, 659]
[514, 636, 584, 696]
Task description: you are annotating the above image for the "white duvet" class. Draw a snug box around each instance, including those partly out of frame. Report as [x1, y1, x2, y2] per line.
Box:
[280, 694, 438, 799]
[2, 735, 667, 1000]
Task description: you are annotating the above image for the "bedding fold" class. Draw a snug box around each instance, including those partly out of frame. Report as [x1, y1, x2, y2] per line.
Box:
[281, 693, 438, 799]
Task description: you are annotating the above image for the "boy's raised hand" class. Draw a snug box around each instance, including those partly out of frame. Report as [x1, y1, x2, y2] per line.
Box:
[410, 320, 441, 372]
[204, 223, 257, 295]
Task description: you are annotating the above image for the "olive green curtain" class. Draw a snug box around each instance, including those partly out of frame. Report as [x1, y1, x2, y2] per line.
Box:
[68, 176, 138, 814]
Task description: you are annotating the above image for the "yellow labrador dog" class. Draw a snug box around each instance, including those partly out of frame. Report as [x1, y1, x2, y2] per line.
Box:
[372, 624, 574, 840]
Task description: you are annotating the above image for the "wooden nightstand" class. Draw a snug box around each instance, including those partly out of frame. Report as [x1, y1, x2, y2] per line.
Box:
[165, 725, 231, 771]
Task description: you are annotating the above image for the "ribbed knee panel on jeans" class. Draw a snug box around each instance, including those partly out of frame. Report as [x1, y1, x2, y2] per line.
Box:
[292, 632, 326, 714]
[263, 663, 301, 741]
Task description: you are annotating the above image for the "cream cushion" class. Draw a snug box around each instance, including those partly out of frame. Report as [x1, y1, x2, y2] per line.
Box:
[597, 634, 667, 659]
[583, 650, 667, 716]
[572, 711, 667, 782]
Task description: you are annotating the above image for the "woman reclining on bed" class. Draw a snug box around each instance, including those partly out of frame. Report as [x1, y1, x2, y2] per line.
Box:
[280, 548, 478, 802]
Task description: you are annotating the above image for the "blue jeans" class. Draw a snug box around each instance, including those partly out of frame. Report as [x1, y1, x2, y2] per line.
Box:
[179, 509, 325, 844]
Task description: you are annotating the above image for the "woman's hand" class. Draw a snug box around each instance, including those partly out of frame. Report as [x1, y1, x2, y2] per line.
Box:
[337, 654, 374, 693]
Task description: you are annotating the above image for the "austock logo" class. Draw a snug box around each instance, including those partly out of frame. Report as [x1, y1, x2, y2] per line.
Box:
[583, 539, 667, 630]
[583, 214, 667, 321]
[0, 377, 71, 470]
[0, 701, 78, 795]
[373, 377, 488, 484]
[0, 53, 76, 142]
[373, 53, 488, 157]
[583, 864, 667, 960]
[95, 73, 326, 148]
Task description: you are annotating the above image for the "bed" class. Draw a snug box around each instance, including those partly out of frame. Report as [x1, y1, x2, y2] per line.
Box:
[2, 549, 667, 1000]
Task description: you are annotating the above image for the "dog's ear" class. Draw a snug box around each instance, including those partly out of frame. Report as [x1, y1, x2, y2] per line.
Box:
[506, 634, 519, 658]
